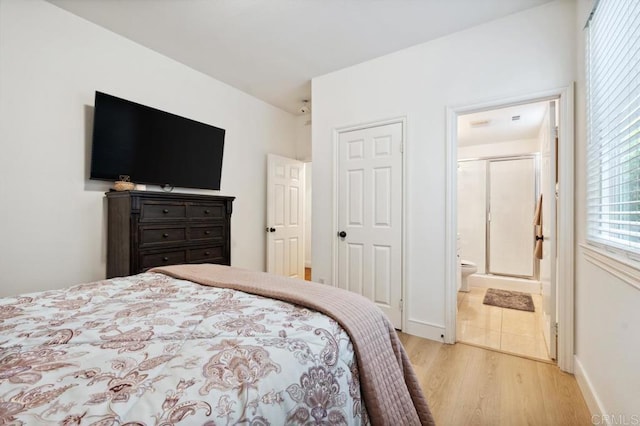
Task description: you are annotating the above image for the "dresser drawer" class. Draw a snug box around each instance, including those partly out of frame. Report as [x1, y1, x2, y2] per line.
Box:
[188, 224, 224, 241]
[140, 226, 187, 246]
[188, 245, 225, 263]
[140, 202, 187, 221]
[187, 203, 225, 220]
[140, 249, 186, 269]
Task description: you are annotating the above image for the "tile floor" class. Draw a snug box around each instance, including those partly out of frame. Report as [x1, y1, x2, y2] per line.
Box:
[456, 286, 553, 362]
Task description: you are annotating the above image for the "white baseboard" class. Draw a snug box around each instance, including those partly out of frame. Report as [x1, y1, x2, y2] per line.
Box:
[574, 355, 605, 425]
[468, 274, 540, 294]
[403, 319, 445, 342]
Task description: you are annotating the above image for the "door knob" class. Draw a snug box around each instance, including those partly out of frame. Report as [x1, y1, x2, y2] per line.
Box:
[266, 227, 276, 233]
[338, 231, 347, 238]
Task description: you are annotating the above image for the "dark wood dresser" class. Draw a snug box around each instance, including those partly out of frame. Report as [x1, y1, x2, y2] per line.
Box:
[106, 191, 234, 278]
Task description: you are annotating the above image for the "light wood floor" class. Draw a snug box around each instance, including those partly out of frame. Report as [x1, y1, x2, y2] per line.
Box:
[305, 267, 311, 281]
[457, 287, 552, 362]
[399, 332, 592, 426]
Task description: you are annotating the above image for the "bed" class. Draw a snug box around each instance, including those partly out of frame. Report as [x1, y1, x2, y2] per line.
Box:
[0, 264, 434, 425]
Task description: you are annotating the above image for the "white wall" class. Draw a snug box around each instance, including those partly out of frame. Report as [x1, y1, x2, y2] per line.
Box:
[573, 0, 640, 419]
[0, 0, 297, 296]
[304, 163, 312, 268]
[312, 0, 576, 339]
[295, 113, 312, 162]
[457, 160, 486, 274]
[458, 138, 539, 159]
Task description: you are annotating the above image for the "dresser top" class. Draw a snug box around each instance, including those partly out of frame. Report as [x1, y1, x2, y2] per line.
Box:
[105, 190, 235, 202]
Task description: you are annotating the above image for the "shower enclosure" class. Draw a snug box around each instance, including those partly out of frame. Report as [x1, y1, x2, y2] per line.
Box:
[458, 155, 539, 279]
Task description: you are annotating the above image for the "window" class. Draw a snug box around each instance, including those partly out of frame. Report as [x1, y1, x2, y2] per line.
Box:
[586, 0, 640, 257]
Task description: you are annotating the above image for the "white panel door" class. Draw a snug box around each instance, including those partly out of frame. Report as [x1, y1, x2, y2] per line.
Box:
[540, 101, 557, 360]
[267, 154, 305, 279]
[337, 122, 403, 328]
[488, 158, 536, 277]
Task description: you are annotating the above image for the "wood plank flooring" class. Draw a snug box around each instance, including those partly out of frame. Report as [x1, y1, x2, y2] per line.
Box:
[399, 332, 592, 426]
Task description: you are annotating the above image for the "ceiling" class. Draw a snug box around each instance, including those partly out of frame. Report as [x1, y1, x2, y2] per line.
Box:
[457, 101, 550, 147]
[49, 0, 552, 115]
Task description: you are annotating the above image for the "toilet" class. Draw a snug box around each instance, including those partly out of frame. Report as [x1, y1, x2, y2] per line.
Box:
[460, 260, 477, 292]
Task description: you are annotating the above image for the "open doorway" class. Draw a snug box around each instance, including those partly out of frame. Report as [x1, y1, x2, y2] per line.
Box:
[445, 87, 575, 372]
[455, 100, 556, 362]
[265, 110, 313, 280]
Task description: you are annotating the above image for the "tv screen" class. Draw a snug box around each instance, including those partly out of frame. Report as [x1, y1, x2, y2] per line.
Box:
[90, 91, 225, 190]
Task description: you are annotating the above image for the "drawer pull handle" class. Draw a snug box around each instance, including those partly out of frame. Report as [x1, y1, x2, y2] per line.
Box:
[204, 209, 210, 214]
[162, 256, 169, 261]
[162, 209, 169, 214]
[162, 233, 169, 238]
[204, 230, 211, 235]
[204, 251, 210, 256]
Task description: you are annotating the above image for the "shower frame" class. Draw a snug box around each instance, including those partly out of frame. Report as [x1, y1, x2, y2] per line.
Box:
[458, 153, 540, 280]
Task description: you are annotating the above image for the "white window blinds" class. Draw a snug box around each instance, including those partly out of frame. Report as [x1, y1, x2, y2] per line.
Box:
[586, 0, 640, 256]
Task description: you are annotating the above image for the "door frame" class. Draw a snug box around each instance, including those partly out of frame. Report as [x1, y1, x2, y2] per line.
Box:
[332, 117, 407, 330]
[444, 86, 575, 373]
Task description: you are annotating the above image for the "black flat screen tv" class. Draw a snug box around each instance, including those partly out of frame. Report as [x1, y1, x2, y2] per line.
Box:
[90, 91, 225, 190]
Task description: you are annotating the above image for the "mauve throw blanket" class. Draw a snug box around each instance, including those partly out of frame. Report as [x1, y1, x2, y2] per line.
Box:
[151, 264, 435, 426]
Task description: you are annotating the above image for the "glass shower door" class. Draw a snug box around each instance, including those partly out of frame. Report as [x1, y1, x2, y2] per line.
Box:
[487, 157, 537, 277]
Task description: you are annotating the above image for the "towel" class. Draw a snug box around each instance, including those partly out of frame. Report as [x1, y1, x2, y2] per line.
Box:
[534, 194, 543, 259]
[533, 193, 542, 226]
[534, 236, 543, 259]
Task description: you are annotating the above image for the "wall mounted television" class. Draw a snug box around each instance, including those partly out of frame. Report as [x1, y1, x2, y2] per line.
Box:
[90, 91, 225, 190]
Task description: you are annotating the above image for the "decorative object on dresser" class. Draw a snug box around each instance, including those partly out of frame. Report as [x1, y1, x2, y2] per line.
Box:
[113, 174, 135, 191]
[106, 191, 234, 278]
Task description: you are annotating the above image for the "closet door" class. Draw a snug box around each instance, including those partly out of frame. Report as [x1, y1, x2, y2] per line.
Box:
[487, 158, 536, 277]
[336, 122, 403, 329]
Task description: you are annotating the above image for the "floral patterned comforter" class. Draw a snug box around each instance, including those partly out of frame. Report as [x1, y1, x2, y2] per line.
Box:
[0, 272, 368, 425]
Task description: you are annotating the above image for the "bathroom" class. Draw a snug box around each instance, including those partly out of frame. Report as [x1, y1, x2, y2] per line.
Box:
[456, 99, 557, 362]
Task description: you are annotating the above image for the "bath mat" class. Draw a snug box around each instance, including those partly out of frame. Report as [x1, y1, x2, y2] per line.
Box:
[483, 288, 535, 312]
